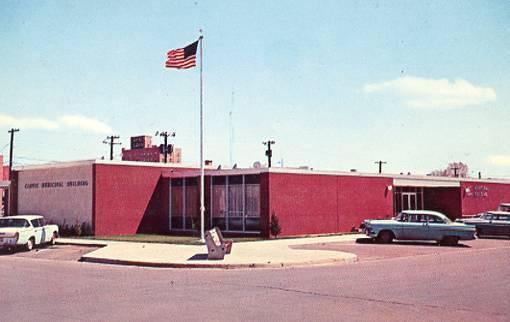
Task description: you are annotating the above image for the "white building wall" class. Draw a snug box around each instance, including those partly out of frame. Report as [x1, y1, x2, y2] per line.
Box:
[17, 163, 93, 228]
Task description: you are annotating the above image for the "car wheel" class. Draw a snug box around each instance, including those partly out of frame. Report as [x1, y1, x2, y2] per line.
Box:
[376, 231, 394, 244]
[50, 231, 59, 246]
[26, 237, 35, 251]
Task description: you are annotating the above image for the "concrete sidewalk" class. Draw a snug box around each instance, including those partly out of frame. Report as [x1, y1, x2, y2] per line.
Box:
[57, 234, 361, 269]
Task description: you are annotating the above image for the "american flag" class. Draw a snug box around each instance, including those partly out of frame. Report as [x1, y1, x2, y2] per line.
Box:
[165, 40, 199, 69]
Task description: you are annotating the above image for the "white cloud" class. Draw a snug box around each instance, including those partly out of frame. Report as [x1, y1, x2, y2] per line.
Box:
[0, 113, 112, 134]
[0, 113, 59, 130]
[487, 155, 510, 167]
[57, 115, 113, 134]
[364, 76, 496, 108]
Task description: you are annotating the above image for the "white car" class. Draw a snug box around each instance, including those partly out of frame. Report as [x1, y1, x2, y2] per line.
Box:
[0, 215, 59, 251]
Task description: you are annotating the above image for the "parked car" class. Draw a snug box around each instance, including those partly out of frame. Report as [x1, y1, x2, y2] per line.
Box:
[362, 210, 476, 246]
[0, 215, 59, 252]
[498, 203, 510, 212]
[456, 211, 510, 238]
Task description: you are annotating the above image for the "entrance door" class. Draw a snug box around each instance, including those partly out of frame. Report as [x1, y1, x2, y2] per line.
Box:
[402, 193, 417, 211]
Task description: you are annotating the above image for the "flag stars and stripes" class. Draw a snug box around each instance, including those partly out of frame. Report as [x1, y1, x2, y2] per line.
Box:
[165, 40, 199, 69]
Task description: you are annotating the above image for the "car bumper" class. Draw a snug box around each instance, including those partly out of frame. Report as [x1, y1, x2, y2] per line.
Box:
[0, 237, 18, 248]
[363, 228, 377, 238]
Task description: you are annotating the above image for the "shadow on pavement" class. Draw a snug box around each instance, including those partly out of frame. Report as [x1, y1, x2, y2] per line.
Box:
[187, 253, 209, 261]
[355, 237, 471, 248]
[477, 235, 510, 240]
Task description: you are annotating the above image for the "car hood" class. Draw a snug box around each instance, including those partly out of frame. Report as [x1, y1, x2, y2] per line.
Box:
[364, 219, 397, 225]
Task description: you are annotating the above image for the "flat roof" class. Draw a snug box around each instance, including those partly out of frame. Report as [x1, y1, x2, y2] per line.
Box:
[11, 159, 510, 185]
[164, 166, 510, 185]
[13, 159, 210, 171]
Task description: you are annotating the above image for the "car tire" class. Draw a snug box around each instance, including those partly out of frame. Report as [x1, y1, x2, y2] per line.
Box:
[26, 237, 35, 251]
[440, 236, 459, 247]
[50, 231, 59, 246]
[376, 231, 394, 244]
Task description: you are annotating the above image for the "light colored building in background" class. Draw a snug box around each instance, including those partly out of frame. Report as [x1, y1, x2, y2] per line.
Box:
[16, 161, 93, 229]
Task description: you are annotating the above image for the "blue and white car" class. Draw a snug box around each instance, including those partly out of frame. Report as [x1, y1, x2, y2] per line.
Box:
[0, 215, 59, 252]
[363, 210, 476, 246]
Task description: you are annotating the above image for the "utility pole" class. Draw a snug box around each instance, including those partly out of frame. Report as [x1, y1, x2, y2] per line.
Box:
[452, 166, 460, 177]
[263, 140, 275, 168]
[374, 160, 387, 174]
[156, 131, 175, 163]
[102, 135, 121, 160]
[8, 128, 19, 174]
[6, 128, 19, 216]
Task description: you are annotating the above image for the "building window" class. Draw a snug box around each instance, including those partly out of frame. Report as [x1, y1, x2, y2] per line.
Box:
[210, 175, 260, 233]
[170, 178, 199, 230]
[170, 175, 260, 233]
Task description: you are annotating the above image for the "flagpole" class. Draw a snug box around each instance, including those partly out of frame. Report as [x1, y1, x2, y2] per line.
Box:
[199, 33, 205, 243]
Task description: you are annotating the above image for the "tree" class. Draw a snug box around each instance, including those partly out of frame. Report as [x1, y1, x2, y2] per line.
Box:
[270, 211, 282, 238]
[429, 162, 469, 178]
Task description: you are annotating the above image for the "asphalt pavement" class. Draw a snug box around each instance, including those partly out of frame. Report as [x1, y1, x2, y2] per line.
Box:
[1, 237, 508, 321]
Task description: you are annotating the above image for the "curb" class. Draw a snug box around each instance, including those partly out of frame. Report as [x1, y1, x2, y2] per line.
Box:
[55, 240, 108, 248]
[79, 253, 358, 269]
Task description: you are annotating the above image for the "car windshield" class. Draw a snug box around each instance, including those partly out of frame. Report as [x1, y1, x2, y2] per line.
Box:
[441, 216, 452, 224]
[395, 213, 407, 221]
[0, 218, 30, 228]
[498, 204, 510, 212]
[481, 213, 492, 220]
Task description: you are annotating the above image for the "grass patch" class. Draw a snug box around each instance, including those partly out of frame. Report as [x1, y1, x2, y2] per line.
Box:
[80, 234, 263, 245]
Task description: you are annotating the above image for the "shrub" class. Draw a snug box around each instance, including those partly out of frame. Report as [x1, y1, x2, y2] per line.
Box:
[270, 211, 282, 238]
[57, 221, 93, 237]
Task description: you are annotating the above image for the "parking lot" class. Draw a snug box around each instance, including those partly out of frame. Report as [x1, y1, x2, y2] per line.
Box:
[292, 236, 510, 262]
[0, 244, 100, 261]
[2, 235, 509, 265]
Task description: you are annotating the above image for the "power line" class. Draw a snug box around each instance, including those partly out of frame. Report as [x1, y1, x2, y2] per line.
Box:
[16, 156, 59, 163]
[6, 128, 19, 215]
[374, 160, 387, 174]
[0, 142, 9, 153]
[156, 131, 175, 163]
[102, 135, 121, 160]
[8, 128, 19, 173]
[263, 140, 275, 168]
[451, 165, 460, 177]
[229, 89, 235, 167]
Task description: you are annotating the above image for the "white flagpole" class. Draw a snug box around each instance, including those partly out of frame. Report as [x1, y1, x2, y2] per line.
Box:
[199, 33, 205, 242]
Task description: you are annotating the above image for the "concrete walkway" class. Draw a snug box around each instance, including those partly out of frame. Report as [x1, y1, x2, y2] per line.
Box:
[57, 234, 362, 269]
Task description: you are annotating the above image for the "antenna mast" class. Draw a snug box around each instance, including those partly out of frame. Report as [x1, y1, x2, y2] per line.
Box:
[229, 89, 235, 167]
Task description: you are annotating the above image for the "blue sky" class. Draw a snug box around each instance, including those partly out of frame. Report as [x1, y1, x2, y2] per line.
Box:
[1, 0, 509, 177]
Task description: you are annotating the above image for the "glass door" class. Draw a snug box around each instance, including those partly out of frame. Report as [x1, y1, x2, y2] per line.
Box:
[401, 193, 417, 211]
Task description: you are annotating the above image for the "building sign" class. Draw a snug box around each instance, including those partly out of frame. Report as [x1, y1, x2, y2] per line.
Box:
[465, 185, 489, 198]
[24, 180, 89, 189]
[17, 164, 93, 228]
[130, 136, 151, 150]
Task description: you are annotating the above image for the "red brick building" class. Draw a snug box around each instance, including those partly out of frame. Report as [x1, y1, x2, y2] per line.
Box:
[0, 155, 10, 215]
[122, 135, 182, 163]
[9, 160, 510, 237]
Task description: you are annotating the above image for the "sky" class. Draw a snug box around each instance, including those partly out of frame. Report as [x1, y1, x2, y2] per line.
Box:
[1, 0, 509, 178]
